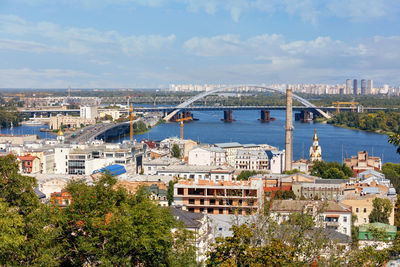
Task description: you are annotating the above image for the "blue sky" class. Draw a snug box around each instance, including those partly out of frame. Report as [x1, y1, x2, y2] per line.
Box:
[1, 0, 400, 88]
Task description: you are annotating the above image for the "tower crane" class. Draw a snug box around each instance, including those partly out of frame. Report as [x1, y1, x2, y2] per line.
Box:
[332, 100, 359, 113]
[175, 113, 193, 140]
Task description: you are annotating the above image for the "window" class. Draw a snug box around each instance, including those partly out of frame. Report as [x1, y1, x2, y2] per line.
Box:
[364, 218, 367, 223]
[188, 199, 195, 204]
[344, 227, 347, 233]
[177, 188, 184, 195]
[363, 208, 367, 213]
[343, 216, 347, 222]
[356, 208, 359, 213]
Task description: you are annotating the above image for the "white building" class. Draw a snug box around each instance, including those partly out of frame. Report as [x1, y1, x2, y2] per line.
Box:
[80, 106, 98, 120]
[188, 146, 227, 166]
[157, 165, 235, 182]
[270, 200, 352, 237]
[235, 149, 269, 170]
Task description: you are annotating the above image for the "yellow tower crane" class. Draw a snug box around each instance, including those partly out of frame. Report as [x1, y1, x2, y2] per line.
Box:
[175, 114, 193, 140]
[332, 101, 359, 113]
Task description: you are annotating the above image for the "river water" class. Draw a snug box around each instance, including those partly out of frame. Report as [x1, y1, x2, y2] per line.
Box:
[1, 110, 399, 163]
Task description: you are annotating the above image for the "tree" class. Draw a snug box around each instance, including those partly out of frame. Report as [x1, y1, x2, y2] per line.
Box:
[369, 197, 393, 224]
[0, 155, 39, 215]
[389, 133, 400, 154]
[0, 199, 25, 264]
[172, 144, 181, 158]
[310, 161, 353, 179]
[382, 163, 400, 192]
[167, 180, 175, 206]
[237, 170, 258, 180]
[273, 189, 296, 200]
[206, 224, 296, 266]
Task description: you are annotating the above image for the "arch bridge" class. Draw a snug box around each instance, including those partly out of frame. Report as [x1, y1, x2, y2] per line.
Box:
[163, 85, 330, 121]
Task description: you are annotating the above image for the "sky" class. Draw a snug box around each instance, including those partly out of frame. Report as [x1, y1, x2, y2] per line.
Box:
[1, 0, 400, 88]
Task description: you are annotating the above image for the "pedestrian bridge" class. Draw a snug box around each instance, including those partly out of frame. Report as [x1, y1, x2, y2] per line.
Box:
[163, 85, 331, 121]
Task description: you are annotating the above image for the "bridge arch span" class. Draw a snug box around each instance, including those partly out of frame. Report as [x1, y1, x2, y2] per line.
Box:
[164, 85, 331, 121]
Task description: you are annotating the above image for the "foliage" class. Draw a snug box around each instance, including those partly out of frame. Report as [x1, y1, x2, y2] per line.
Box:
[0, 199, 25, 264]
[0, 155, 39, 215]
[273, 189, 296, 200]
[172, 144, 181, 158]
[237, 170, 259, 180]
[0, 156, 197, 266]
[382, 163, 400, 193]
[206, 224, 296, 266]
[167, 180, 176, 206]
[169, 228, 198, 267]
[369, 197, 393, 224]
[348, 246, 389, 266]
[132, 121, 148, 134]
[328, 110, 400, 134]
[389, 133, 400, 154]
[283, 168, 301, 174]
[310, 161, 353, 179]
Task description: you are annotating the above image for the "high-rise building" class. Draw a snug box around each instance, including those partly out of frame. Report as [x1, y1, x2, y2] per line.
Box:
[346, 79, 352, 94]
[367, 80, 373, 94]
[361, 79, 366, 95]
[353, 79, 358, 95]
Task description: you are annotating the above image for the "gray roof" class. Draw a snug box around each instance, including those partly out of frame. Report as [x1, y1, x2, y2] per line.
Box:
[215, 142, 242, 148]
[34, 188, 46, 199]
[314, 178, 348, 184]
[170, 207, 204, 229]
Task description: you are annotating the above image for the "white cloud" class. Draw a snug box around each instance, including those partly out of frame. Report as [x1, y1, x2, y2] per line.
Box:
[0, 15, 175, 56]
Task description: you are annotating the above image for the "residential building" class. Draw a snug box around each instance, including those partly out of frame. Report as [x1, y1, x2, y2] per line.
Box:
[17, 154, 41, 174]
[49, 114, 95, 130]
[340, 194, 395, 226]
[157, 165, 235, 182]
[344, 151, 382, 176]
[188, 146, 227, 166]
[270, 200, 352, 237]
[170, 207, 212, 263]
[38, 177, 69, 199]
[80, 106, 98, 120]
[292, 178, 345, 201]
[174, 178, 264, 215]
[50, 190, 73, 207]
[235, 149, 269, 170]
[358, 223, 397, 250]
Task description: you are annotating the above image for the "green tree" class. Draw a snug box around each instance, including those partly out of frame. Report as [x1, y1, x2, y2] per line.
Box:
[310, 161, 353, 179]
[167, 180, 175, 206]
[237, 170, 258, 180]
[172, 144, 181, 158]
[274, 189, 296, 200]
[369, 197, 393, 224]
[382, 163, 400, 192]
[0, 155, 39, 215]
[0, 199, 25, 264]
[389, 133, 400, 154]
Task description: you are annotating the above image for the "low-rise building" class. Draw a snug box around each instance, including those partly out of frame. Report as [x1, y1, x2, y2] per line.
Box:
[170, 207, 212, 263]
[235, 149, 269, 170]
[50, 190, 73, 207]
[292, 178, 346, 201]
[344, 151, 382, 176]
[17, 154, 41, 174]
[270, 200, 352, 237]
[49, 114, 96, 130]
[358, 223, 397, 250]
[188, 146, 227, 166]
[157, 165, 235, 182]
[340, 194, 395, 226]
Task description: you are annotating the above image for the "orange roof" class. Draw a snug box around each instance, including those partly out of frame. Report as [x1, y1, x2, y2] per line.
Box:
[17, 154, 37, 161]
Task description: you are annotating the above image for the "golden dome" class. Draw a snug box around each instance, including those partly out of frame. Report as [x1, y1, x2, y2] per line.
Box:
[57, 128, 64, 136]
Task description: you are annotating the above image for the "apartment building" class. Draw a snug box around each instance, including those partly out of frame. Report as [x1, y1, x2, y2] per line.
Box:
[188, 146, 227, 166]
[235, 149, 269, 170]
[344, 151, 382, 176]
[270, 200, 352, 237]
[174, 178, 264, 215]
[157, 165, 235, 182]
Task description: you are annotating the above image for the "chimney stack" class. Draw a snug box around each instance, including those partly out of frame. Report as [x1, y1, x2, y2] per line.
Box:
[285, 87, 294, 171]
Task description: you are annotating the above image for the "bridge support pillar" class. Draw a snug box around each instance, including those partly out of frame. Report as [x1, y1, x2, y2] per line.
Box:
[295, 110, 313, 122]
[259, 110, 272, 122]
[222, 110, 235, 122]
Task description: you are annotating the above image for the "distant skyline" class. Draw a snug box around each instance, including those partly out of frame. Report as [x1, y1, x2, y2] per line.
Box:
[1, 0, 400, 88]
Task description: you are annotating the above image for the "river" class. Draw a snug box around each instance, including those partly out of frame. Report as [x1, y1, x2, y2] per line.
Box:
[1, 110, 399, 163]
